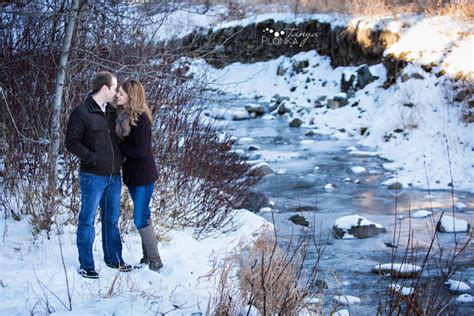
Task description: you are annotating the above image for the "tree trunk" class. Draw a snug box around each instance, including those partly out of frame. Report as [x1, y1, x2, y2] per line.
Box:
[48, 0, 80, 191]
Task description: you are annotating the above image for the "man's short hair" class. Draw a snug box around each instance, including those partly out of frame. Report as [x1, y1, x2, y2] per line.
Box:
[91, 71, 116, 93]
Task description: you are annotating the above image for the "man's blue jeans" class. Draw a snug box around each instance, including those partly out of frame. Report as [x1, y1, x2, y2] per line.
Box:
[77, 171, 123, 270]
[127, 182, 154, 229]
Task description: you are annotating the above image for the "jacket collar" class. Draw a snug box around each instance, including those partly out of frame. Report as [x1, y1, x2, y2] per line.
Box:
[85, 94, 115, 113]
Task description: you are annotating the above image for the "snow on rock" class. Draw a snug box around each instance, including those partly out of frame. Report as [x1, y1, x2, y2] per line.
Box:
[325, 183, 336, 191]
[238, 137, 255, 144]
[411, 210, 433, 218]
[455, 202, 467, 210]
[372, 263, 422, 278]
[456, 294, 474, 303]
[444, 279, 471, 292]
[333, 214, 386, 239]
[333, 310, 350, 316]
[351, 166, 367, 174]
[436, 215, 471, 233]
[232, 109, 251, 120]
[390, 284, 415, 296]
[332, 295, 361, 305]
[248, 162, 274, 176]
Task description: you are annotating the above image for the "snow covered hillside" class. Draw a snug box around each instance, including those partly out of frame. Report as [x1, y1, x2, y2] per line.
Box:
[187, 14, 474, 192]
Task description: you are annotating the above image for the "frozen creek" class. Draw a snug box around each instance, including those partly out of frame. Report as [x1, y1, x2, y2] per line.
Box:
[206, 93, 474, 315]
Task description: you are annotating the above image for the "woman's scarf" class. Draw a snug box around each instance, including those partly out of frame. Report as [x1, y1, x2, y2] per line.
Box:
[115, 110, 131, 140]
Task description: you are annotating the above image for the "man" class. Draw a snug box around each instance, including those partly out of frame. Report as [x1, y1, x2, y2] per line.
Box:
[65, 71, 131, 279]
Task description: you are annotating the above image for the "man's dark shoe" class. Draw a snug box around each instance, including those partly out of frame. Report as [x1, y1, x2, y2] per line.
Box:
[106, 262, 133, 272]
[79, 268, 99, 279]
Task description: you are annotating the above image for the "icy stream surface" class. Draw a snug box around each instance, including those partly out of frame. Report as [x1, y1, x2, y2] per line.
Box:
[206, 92, 474, 314]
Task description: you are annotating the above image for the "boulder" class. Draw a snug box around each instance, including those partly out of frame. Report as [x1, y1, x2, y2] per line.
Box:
[356, 64, 378, 89]
[289, 118, 303, 128]
[248, 162, 273, 177]
[437, 215, 471, 233]
[411, 210, 432, 218]
[277, 103, 292, 115]
[245, 104, 265, 116]
[289, 214, 309, 227]
[232, 110, 250, 121]
[372, 263, 422, 278]
[332, 295, 361, 305]
[327, 99, 343, 109]
[277, 63, 286, 76]
[333, 214, 386, 239]
[444, 279, 471, 292]
[341, 71, 356, 95]
[238, 191, 270, 212]
[292, 59, 309, 74]
[388, 182, 403, 190]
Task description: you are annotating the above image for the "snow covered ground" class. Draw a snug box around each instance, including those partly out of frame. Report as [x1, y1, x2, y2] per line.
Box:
[187, 14, 474, 193]
[0, 210, 268, 315]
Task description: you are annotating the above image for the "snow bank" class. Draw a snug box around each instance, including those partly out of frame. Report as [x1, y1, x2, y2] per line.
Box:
[0, 209, 269, 315]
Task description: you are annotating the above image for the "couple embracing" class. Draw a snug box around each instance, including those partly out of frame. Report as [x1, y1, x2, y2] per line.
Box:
[65, 71, 163, 279]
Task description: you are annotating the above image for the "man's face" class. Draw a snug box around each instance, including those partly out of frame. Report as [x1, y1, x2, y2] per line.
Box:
[104, 77, 118, 103]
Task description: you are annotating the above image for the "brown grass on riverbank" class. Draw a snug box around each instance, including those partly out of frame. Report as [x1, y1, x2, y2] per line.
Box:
[192, 0, 474, 21]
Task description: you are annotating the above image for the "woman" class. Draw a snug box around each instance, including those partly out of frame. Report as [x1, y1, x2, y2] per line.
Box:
[115, 79, 163, 272]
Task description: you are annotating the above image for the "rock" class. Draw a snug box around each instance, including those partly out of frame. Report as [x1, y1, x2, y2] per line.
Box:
[305, 130, 316, 136]
[238, 191, 270, 212]
[372, 263, 422, 278]
[277, 63, 286, 76]
[333, 93, 349, 105]
[245, 104, 265, 116]
[401, 73, 410, 82]
[248, 162, 273, 177]
[289, 118, 303, 128]
[332, 295, 361, 305]
[388, 182, 403, 190]
[277, 103, 292, 115]
[292, 59, 309, 74]
[314, 279, 328, 290]
[248, 145, 260, 151]
[356, 64, 378, 89]
[333, 214, 386, 239]
[289, 214, 309, 227]
[411, 210, 432, 218]
[341, 71, 356, 95]
[401, 72, 425, 82]
[327, 99, 343, 109]
[269, 102, 278, 112]
[444, 279, 471, 292]
[437, 215, 471, 233]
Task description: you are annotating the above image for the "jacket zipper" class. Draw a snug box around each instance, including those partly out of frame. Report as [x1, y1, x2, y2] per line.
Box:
[105, 109, 114, 177]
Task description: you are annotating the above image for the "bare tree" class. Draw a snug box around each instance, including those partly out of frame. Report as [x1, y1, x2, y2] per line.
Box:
[48, 0, 80, 192]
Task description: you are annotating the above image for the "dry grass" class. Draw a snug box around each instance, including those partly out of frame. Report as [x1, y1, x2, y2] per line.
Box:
[239, 228, 307, 315]
[192, 0, 474, 20]
[204, 224, 324, 315]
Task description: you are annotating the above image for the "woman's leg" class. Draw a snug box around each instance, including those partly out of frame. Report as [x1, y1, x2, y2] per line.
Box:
[129, 183, 154, 230]
[128, 183, 162, 271]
